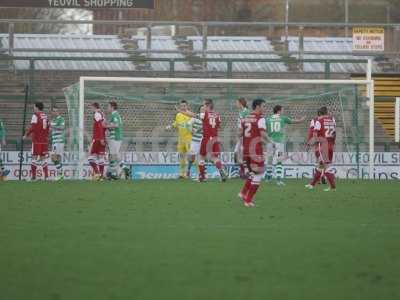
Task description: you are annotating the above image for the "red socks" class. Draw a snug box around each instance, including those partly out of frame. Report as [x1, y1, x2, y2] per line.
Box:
[43, 162, 49, 179]
[99, 164, 105, 177]
[311, 168, 336, 189]
[31, 163, 37, 180]
[198, 162, 206, 180]
[239, 164, 246, 178]
[245, 183, 259, 203]
[240, 174, 261, 204]
[325, 172, 336, 189]
[310, 168, 322, 186]
[240, 179, 252, 198]
[31, 160, 48, 180]
[89, 161, 99, 174]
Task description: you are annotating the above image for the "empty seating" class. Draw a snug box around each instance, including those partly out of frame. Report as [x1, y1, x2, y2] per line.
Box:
[0, 34, 136, 71]
[188, 36, 287, 73]
[130, 36, 191, 71]
[285, 36, 381, 73]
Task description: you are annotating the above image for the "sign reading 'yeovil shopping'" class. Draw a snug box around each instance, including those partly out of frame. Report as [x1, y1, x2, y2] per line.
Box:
[0, 0, 154, 9]
[353, 27, 385, 51]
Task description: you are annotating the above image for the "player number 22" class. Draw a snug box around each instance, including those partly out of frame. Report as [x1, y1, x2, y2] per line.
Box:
[325, 125, 335, 137]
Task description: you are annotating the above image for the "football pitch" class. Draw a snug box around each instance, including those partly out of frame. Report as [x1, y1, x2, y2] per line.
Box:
[0, 180, 399, 300]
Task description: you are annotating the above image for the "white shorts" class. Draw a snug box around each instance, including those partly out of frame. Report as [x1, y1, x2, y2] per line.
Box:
[266, 142, 285, 161]
[189, 140, 201, 155]
[234, 140, 242, 153]
[51, 143, 64, 155]
[108, 140, 122, 156]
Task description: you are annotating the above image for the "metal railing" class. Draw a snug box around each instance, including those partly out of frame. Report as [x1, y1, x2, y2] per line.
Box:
[1, 19, 399, 58]
[0, 55, 371, 78]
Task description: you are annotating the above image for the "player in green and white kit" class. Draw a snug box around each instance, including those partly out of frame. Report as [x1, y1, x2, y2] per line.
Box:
[266, 105, 305, 185]
[104, 101, 128, 180]
[234, 98, 250, 178]
[187, 105, 204, 179]
[50, 108, 65, 181]
[0, 118, 10, 180]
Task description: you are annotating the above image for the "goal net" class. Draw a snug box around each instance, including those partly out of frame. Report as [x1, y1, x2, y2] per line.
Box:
[63, 77, 374, 180]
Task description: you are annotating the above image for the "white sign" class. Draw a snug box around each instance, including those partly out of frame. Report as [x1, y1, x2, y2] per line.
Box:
[353, 27, 384, 51]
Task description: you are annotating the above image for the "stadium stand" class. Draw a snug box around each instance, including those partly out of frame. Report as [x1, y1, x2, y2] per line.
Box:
[285, 36, 381, 73]
[0, 34, 135, 71]
[1, 34, 383, 74]
[188, 36, 287, 73]
[125, 35, 191, 72]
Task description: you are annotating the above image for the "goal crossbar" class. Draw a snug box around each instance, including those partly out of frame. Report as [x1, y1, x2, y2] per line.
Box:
[80, 77, 372, 85]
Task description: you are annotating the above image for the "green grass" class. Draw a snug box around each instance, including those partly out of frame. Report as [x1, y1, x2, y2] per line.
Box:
[1, 180, 400, 300]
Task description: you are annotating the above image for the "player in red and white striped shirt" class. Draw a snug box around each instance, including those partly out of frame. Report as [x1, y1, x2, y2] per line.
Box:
[24, 102, 50, 181]
[178, 99, 227, 182]
[88, 102, 106, 180]
[308, 110, 327, 185]
[306, 107, 336, 191]
[238, 98, 267, 207]
[307, 117, 318, 142]
[198, 99, 227, 182]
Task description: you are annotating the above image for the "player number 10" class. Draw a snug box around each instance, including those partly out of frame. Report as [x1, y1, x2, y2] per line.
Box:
[271, 121, 281, 132]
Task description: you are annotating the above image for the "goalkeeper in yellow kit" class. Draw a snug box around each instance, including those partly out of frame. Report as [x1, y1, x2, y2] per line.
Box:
[167, 100, 192, 178]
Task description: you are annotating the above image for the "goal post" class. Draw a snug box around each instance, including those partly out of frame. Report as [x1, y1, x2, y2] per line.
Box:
[395, 97, 400, 144]
[366, 59, 375, 178]
[69, 75, 375, 180]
